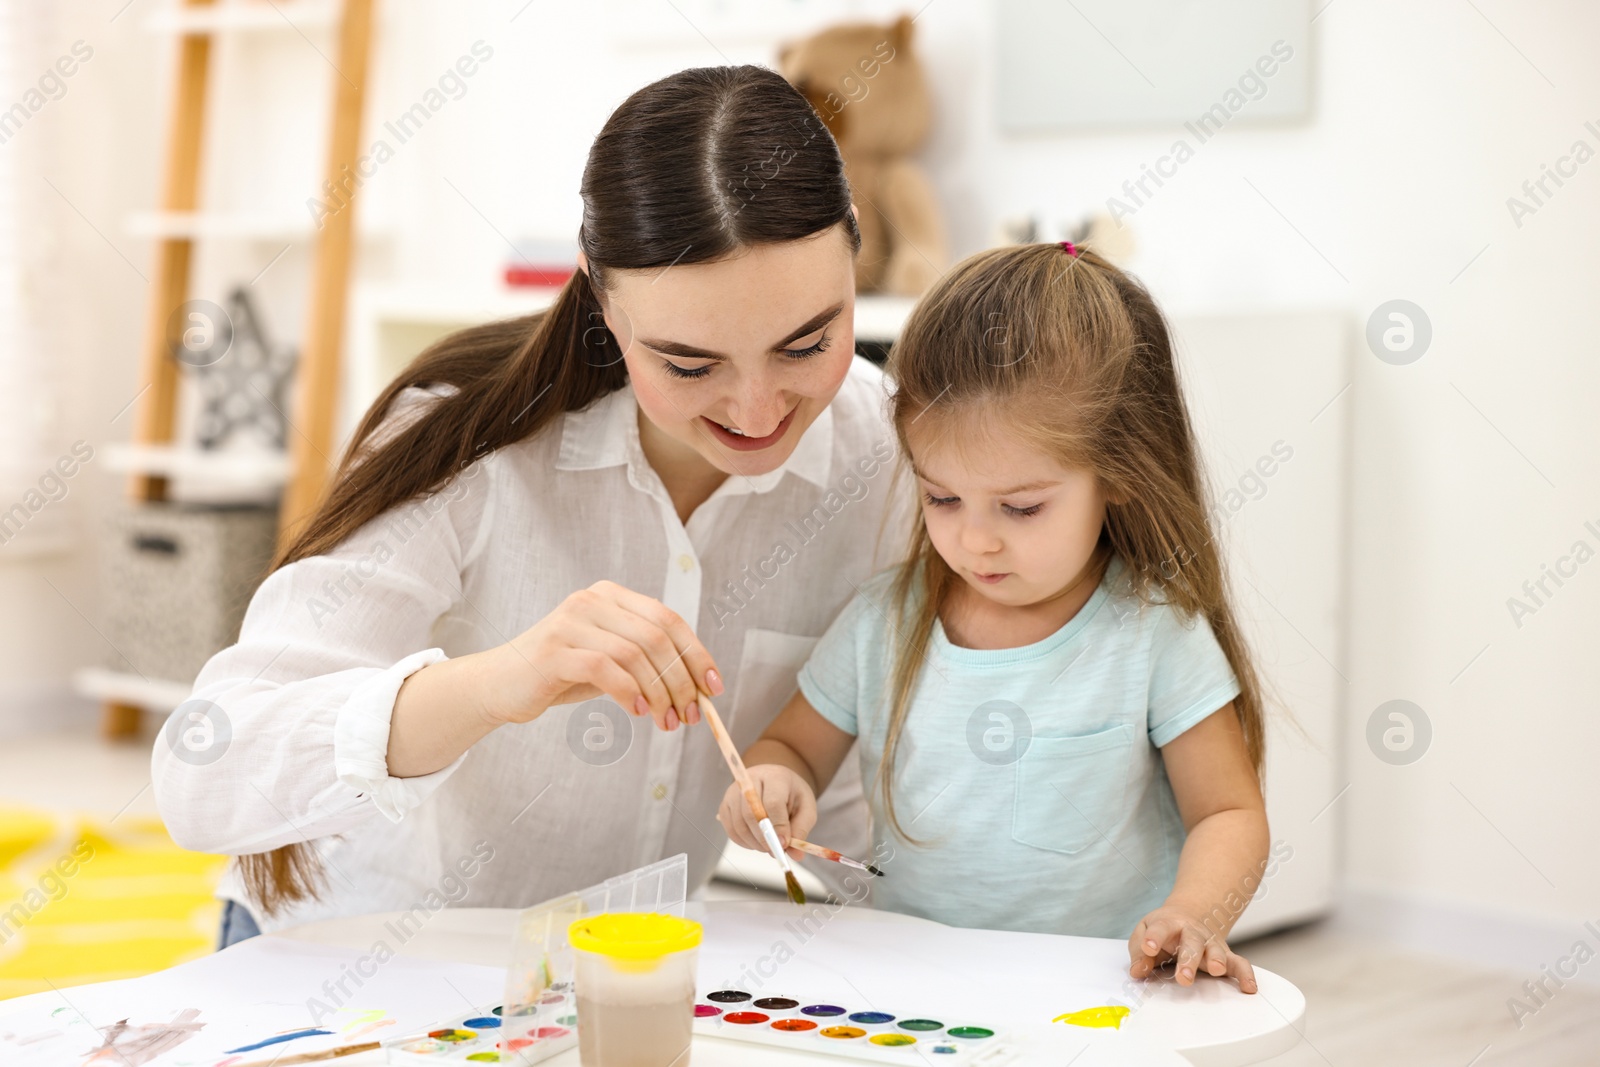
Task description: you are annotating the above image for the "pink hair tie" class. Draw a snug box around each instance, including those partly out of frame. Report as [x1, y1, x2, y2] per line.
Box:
[1060, 240, 1080, 257]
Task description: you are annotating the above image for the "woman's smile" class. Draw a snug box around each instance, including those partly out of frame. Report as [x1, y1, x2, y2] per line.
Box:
[702, 406, 798, 451]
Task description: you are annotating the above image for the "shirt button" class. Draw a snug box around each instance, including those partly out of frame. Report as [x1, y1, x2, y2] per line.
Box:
[652, 783, 669, 801]
[677, 554, 695, 572]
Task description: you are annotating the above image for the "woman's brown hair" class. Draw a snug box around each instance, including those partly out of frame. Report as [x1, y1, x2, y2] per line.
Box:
[877, 243, 1267, 841]
[241, 65, 861, 915]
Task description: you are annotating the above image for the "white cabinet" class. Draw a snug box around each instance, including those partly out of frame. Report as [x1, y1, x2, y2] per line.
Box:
[1172, 311, 1348, 937]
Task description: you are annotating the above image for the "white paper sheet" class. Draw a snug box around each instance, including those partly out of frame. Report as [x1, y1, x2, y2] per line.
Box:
[0, 937, 505, 1067]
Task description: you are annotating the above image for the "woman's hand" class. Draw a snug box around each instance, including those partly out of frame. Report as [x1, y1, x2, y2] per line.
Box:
[1127, 905, 1258, 993]
[716, 764, 817, 860]
[479, 580, 721, 732]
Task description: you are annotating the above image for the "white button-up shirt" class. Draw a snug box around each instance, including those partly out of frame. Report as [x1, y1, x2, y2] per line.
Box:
[152, 357, 907, 931]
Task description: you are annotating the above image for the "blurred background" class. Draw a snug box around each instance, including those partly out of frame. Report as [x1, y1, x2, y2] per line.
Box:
[0, 1, 1595, 1062]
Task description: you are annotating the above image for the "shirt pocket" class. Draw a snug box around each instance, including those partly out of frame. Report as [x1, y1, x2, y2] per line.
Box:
[730, 628, 820, 749]
[1011, 724, 1135, 856]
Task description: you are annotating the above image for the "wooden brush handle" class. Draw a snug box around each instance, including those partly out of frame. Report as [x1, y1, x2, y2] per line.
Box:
[698, 695, 770, 823]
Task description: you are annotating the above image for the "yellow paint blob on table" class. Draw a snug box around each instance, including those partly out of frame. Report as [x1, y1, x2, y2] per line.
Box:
[1052, 1005, 1131, 1029]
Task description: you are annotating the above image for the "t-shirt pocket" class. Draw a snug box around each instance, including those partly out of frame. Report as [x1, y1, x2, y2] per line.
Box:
[1011, 724, 1134, 856]
[731, 628, 821, 745]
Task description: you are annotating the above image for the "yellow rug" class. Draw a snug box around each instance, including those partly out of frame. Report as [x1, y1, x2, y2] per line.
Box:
[0, 806, 229, 1000]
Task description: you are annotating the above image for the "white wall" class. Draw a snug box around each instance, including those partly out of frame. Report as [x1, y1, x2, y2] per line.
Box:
[4, 0, 1596, 957]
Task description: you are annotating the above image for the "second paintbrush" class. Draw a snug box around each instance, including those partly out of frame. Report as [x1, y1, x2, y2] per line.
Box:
[786, 837, 885, 877]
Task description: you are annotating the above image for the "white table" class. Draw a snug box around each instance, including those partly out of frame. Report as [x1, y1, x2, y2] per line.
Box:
[272, 902, 1305, 1066]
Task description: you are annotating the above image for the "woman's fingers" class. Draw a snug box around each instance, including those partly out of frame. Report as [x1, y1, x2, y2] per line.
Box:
[598, 604, 704, 723]
[594, 582, 721, 705]
[578, 629, 676, 730]
[559, 649, 648, 725]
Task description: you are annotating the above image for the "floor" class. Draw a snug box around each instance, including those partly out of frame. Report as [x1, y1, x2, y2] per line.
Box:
[5, 726, 1598, 1064]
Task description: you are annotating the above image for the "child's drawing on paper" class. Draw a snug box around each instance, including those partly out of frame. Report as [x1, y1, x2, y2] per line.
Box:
[82, 1008, 203, 1066]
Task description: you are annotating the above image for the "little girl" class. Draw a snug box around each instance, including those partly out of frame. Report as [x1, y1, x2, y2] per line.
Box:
[718, 241, 1269, 993]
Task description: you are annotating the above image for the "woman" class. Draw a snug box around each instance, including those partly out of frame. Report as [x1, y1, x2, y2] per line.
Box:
[153, 65, 908, 941]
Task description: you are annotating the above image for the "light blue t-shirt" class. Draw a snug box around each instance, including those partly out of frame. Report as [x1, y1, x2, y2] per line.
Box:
[796, 556, 1241, 939]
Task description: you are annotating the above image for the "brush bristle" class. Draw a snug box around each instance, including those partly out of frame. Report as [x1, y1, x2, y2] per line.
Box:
[784, 870, 806, 905]
[867, 865, 885, 877]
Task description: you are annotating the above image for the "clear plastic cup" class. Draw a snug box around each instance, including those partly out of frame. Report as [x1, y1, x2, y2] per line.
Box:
[568, 911, 703, 1067]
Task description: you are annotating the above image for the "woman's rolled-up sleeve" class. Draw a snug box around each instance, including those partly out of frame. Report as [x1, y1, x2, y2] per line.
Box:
[152, 389, 494, 855]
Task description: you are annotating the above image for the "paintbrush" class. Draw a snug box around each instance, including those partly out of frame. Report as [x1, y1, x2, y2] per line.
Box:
[235, 1041, 380, 1067]
[697, 693, 806, 906]
[787, 837, 885, 877]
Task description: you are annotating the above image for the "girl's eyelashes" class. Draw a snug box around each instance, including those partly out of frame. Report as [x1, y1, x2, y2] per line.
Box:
[921, 491, 1043, 517]
[660, 332, 832, 381]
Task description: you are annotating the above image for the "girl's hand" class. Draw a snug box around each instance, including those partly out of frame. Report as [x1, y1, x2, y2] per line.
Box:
[479, 580, 722, 732]
[716, 765, 817, 861]
[1127, 906, 1258, 993]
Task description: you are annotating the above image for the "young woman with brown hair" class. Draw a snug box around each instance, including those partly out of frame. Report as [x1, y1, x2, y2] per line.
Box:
[154, 65, 906, 942]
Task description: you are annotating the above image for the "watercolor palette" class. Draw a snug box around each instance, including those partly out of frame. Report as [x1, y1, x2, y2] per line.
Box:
[386, 1003, 578, 1065]
[693, 990, 1016, 1063]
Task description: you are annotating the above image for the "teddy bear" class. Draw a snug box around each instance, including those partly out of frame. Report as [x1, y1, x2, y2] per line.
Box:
[779, 15, 948, 295]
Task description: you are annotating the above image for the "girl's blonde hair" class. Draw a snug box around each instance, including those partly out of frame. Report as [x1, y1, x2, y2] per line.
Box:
[879, 242, 1266, 841]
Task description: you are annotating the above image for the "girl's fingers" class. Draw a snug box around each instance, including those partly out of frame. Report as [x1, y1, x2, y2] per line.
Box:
[791, 780, 818, 842]
[1174, 926, 1206, 985]
[1226, 950, 1258, 994]
[758, 777, 790, 840]
[717, 792, 759, 849]
[1140, 917, 1180, 958]
[1201, 940, 1230, 977]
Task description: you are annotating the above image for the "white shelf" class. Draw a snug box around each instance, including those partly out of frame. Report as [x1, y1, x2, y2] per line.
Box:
[145, 1, 338, 35]
[72, 668, 193, 714]
[105, 443, 291, 490]
[126, 210, 313, 242]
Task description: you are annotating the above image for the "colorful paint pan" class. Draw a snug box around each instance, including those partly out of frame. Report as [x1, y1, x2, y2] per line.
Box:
[388, 1004, 575, 1066]
[820, 1025, 867, 1039]
[753, 997, 800, 1010]
[428, 1029, 478, 1043]
[692, 988, 1008, 1063]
